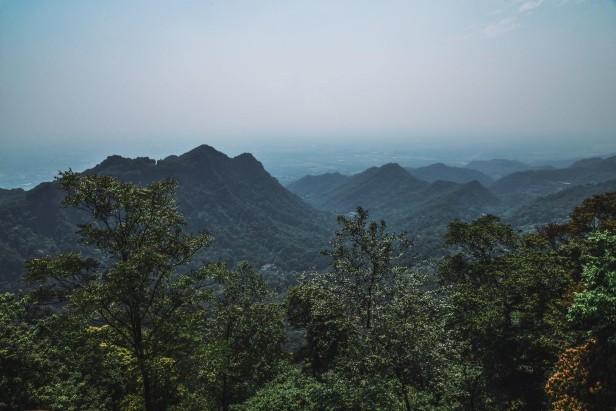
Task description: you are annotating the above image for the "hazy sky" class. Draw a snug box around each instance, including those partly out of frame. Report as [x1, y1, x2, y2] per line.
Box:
[1, 0, 615, 154]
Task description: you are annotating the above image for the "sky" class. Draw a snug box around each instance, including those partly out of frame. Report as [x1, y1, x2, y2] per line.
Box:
[1, 0, 616, 160]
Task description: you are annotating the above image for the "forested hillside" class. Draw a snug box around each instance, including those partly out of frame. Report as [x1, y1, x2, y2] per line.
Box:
[407, 163, 493, 186]
[5, 147, 616, 291]
[3, 0, 614, 409]
[290, 154, 616, 240]
[464, 159, 530, 178]
[507, 179, 616, 230]
[1, 170, 615, 410]
[491, 155, 616, 196]
[0, 146, 332, 288]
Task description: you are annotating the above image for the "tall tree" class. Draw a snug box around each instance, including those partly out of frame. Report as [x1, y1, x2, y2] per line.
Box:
[440, 215, 575, 410]
[27, 171, 210, 411]
[322, 207, 409, 330]
[197, 263, 286, 411]
[547, 230, 616, 410]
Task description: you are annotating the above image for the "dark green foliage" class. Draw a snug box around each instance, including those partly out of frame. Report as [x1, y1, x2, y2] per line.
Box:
[507, 179, 616, 230]
[0, 293, 41, 410]
[3, 154, 616, 410]
[569, 231, 616, 344]
[0, 293, 128, 411]
[26, 171, 211, 411]
[234, 367, 351, 411]
[323, 207, 410, 329]
[196, 263, 286, 410]
[287, 208, 459, 410]
[553, 231, 616, 410]
[440, 215, 576, 409]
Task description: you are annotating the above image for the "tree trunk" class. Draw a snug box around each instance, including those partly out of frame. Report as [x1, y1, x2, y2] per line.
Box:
[403, 389, 412, 411]
[133, 314, 154, 411]
[139, 357, 154, 411]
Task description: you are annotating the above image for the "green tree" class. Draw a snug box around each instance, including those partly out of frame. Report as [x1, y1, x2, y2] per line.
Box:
[440, 216, 575, 410]
[322, 207, 409, 330]
[26, 171, 210, 411]
[0, 292, 41, 410]
[0, 292, 127, 411]
[287, 278, 350, 377]
[196, 263, 286, 410]
[569, 231, 616, 343]
[234, 366, 351, 411]
[550, 230, 616, 409]
[374, 273, 458, 410]
[288, 209, 459, 410]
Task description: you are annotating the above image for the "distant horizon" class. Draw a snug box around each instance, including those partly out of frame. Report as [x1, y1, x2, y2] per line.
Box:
[2, 138, 615, 190]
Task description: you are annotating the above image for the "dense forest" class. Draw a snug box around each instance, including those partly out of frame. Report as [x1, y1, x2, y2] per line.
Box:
[1, 166, 615, 410]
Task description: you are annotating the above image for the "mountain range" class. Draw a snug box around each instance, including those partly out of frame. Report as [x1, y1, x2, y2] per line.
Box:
[2, 146, 616, 289]
[463, 159, 531, 179]
[491, 155, 616, 196]
[0, 145, 332, 288]
[287, 154, 616, 252]
[407, 163, 493, 186]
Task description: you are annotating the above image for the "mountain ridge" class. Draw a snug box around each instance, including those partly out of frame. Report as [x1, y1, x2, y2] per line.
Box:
[0, 145, 333, 288]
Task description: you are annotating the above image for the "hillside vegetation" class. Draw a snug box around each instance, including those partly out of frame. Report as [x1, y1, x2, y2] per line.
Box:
[1, 168, 615, 410]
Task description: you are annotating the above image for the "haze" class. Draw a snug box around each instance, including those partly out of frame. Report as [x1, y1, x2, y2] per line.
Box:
[1, 0, 615, 186]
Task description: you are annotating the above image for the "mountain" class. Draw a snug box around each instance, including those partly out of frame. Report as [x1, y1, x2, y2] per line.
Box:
[388, 180, 502, 258]
[287, 163, 502, 258]
[569, 155, 616, 171]
[309, 163, 428, 213]
[287, 172, 350, 208]
[465, 159, 529, 179]
[491, 155, 616, 197]
[0, 188, 26, 206]
[394, 180, 501, 229]
[407, 163, 493, 186]
[568, 157, 604, 169]
[507, 179, 616, 230]
[0, 145, 333, 289]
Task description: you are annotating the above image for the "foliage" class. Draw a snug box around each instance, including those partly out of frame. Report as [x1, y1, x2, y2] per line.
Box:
[3, 166, 616, 411]
[440, 215, 576, 410]
[288, 208, 459, 410]
[545, 230, 616, 410]
[196, 262, 286, 410]
[25, 171, 211, 410]
[569, 230, 616, 344]
[233, 367, 351, 411]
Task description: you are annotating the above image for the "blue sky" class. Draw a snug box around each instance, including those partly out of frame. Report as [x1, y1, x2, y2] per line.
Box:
[1, 0, 615, 154]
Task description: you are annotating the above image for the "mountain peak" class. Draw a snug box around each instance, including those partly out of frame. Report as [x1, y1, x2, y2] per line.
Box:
[232, 152, 268, 176]
[409, 163, 494, 186]
[374, 163, 409, 178]
[179, 144, 228, 162]
[233, 152, 258, 163]
[424, 162, 448, 169]
[93, 155, 156, 174]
